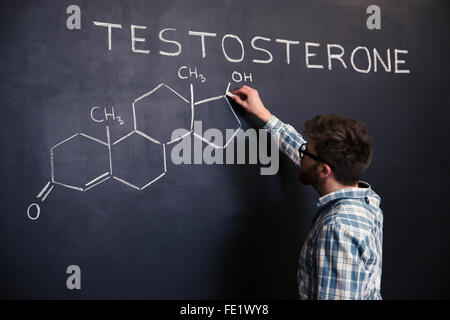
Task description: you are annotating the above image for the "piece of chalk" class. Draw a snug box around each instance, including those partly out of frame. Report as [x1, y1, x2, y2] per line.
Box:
[226, 92, 237, 98]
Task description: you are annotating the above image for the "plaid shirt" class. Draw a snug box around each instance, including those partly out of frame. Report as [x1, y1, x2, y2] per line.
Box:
[264, 115, 383, 300]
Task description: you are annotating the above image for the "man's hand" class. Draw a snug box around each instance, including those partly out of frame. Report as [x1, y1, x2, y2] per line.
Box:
[231, 85, 272, 124]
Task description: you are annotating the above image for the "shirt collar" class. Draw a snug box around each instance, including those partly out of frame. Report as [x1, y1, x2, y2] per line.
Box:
[316, 180, 378, 211]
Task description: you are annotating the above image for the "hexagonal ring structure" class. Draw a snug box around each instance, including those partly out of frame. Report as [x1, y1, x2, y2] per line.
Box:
[50, 133, 111, 191]
[111, 131, 166, 190]
[133, 83, 193, 145]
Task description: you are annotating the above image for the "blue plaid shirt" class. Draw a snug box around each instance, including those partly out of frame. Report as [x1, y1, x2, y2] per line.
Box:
[264, 115, 383, 300]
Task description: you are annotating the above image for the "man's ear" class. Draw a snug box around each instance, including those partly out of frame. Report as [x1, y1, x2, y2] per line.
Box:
[318, 163, 333, 179]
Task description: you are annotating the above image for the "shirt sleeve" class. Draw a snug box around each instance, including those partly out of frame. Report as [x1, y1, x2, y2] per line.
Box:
[310, 223, 368, 300]
[263, 114, 306, 168]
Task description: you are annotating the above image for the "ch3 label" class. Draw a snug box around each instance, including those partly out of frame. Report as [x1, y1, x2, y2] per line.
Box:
[178, 66, 206, 83]
[90, 106, 124, 125]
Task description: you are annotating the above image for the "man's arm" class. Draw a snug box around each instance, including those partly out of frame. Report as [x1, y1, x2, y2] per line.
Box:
[231, 85, 305, 167]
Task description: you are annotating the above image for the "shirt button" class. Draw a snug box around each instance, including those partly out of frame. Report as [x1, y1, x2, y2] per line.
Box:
[365, 197, 370, 204]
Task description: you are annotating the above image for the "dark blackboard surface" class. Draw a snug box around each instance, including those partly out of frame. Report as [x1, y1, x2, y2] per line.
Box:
[1, 0, 449, 299]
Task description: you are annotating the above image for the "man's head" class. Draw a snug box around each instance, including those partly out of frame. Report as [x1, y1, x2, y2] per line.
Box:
[298, 114, 373, 190]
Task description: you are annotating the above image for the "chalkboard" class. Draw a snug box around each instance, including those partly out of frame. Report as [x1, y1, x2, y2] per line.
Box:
[1, 0, 449, 299]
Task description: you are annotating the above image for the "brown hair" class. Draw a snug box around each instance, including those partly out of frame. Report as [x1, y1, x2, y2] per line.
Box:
[304, 114, 373, 186]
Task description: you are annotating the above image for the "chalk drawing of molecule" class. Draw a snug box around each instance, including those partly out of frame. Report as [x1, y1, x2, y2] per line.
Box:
[27, 83, 241, 220]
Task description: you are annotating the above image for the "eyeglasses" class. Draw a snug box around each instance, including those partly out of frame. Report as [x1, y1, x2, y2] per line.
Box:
[299, 143, 334, 169]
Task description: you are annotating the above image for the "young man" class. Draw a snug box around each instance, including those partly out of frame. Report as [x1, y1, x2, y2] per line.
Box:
[231, 85, 383, 300]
